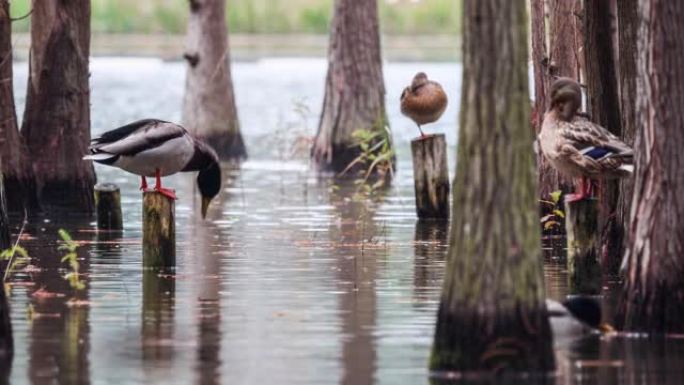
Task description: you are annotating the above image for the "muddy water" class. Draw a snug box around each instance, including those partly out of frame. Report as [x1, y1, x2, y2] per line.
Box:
[6, 58, 684, 384]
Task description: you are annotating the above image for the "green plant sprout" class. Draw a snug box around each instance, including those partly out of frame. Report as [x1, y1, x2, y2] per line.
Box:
[58, 229, 86, 291]
[540, 190, 565, 231]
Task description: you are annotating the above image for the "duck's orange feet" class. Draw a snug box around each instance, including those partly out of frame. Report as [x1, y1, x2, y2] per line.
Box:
[154, 186, 177, 201]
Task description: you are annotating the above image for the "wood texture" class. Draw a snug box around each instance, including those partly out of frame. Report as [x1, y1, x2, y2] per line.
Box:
[618, 0, 684, 333]
[143, 192, 176, 270]
[0, 0, 37, 212]
[311, 0, 391, 174]
[94, 183, 123, 230]
[430, 0, 554, 373]
[21, 0, 95, 212]
[183, 0, 245, 161]
[584, 0, 625, 273]
[411, 134, 449, 220]
[565, 199, 601, 295]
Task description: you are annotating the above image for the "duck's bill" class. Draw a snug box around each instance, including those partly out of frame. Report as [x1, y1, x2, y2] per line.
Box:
[201, 197, 211, 219]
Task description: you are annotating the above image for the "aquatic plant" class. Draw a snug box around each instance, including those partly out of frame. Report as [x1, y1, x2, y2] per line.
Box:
[58, 229, 85, 291]
[339, 124, 394, 190]
[540, 190, 565, 231]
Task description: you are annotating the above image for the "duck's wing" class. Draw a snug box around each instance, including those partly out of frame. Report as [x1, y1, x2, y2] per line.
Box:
[89, 119, 187, 157]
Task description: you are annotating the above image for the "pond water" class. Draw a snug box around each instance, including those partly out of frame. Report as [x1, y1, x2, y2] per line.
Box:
[5, 58, 684, 384]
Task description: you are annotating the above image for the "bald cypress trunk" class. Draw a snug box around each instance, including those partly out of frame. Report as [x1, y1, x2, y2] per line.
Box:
[0, 0, 37, 212]
[312, 0, 391, 175]
[616, 0, 638, 274]
[536, 0, 582, 201]
[21, 0, 95, 212]
[583, 0, 624, 273]
[183, 0, 245, 161]
[430, 0, 554, 373]
[617, 1, 684, 333]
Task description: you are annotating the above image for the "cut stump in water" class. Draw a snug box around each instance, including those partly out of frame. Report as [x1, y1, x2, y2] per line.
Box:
[411, 134, 449, 220]
[565, 198, 601, 295]
[94, 183, 123, 230]
[143, 191, 175, 271]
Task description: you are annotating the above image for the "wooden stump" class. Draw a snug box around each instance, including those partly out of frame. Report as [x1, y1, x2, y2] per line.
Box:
[94, 183, 123, 230]
[565, 198, 601, 295]
[143, 192, 175, 271]
[411, 134, 449, 220]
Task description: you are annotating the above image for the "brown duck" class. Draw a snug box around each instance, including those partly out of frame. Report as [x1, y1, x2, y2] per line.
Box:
[400, 72, 448, 137]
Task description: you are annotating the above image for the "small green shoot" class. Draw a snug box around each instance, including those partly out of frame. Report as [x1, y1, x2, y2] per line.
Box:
[58, 229, 85, 291]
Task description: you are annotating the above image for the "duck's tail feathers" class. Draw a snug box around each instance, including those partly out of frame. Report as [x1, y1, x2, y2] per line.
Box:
[83, 152, 118, 164]
[618, 164, 634, 174]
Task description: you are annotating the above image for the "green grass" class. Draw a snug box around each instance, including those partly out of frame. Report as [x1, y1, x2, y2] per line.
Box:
[10, 0, 461, 35]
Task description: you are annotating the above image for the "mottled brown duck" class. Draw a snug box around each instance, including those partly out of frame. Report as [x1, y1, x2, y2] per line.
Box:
[538, 77, 633, 202]
[400, 72, 448, 137]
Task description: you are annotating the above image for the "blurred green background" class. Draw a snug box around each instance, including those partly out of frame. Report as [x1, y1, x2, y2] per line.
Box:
[9, 0, 460, 35]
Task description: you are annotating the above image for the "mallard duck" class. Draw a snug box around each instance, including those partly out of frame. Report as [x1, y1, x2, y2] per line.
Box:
[539, 77, 633, 201]
[84, 119, 221, 218]
[400, 72, 448, 137]
[547, 296, 613, 346]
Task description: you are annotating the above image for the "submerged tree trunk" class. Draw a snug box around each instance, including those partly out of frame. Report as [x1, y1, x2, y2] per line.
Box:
[583, 0, 624, 273]
[312, 0, 391, 174]
[0, 0, 37, 212]
[616, 0, 638, 273]
[430, 0, 554, 373]
[617, 1, 684, 333]
[183, 0, 245, 161]
[21, 0, 95, 212]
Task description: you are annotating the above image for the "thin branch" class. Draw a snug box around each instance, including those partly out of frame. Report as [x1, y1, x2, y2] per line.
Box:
[10, 8, 32, 22]
[3, 209, 28, 282]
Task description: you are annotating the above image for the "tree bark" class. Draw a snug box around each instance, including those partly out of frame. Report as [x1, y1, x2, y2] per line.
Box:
[617, 1, 684, 333]
[21, 0, 95, 212]
[430, 0, 554, 373]
[183, 0, 246, 161]
[0, 0, 38, 212]
[535, 0, 582, 201]
[616, 0, 638, 274]
[583, 0, 624, 273]
[312, 0, 391, 174]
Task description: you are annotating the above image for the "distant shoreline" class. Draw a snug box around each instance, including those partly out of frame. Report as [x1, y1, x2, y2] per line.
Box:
[11, 33, 460, 62]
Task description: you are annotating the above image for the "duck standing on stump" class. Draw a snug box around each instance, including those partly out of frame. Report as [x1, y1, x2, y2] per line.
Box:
[400, 72, 448, 137]
[538, 77, 634, 202]
[84, 119, 221, 218]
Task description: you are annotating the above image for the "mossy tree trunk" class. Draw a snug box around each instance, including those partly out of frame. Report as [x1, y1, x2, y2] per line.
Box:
[583, 0, 625, 273]
[430, 0, 554, 374]
[312, 0, 391, 175]
[183, 0, 246, 161]
[21, 0, 95, 212]
[0, 0, 38, 212]
[617, 0, 684, 333]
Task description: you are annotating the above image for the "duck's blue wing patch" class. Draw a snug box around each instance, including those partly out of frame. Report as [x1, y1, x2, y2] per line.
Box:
[580, 146, 612, 160]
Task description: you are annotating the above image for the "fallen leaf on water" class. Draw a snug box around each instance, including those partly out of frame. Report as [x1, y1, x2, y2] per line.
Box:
[66, 299, 91, 307]
[575, 360, 624, 368]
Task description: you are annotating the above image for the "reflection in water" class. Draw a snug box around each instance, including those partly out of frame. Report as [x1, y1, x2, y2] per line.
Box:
[330, 185, 383, 385]
[413, 220, 448, 307]
[141, 271, 175, 363]
[25, 221, 91, 385]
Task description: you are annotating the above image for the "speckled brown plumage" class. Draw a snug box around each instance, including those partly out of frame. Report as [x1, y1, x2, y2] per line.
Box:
[400, 72, 448, 135]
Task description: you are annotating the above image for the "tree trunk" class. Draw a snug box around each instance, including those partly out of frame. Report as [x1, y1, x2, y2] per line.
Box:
[430, 0, 554, 373]
[617, 1, 684, 333]
[616, 0, 638, 274]
[183, 0, 245, 161]
[0, 0, 38, 212]
[312, 0, 391, 175]
[583, 0, 624, 273]
[536, 0, 581, 201]
[21, 0, 95, 212]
